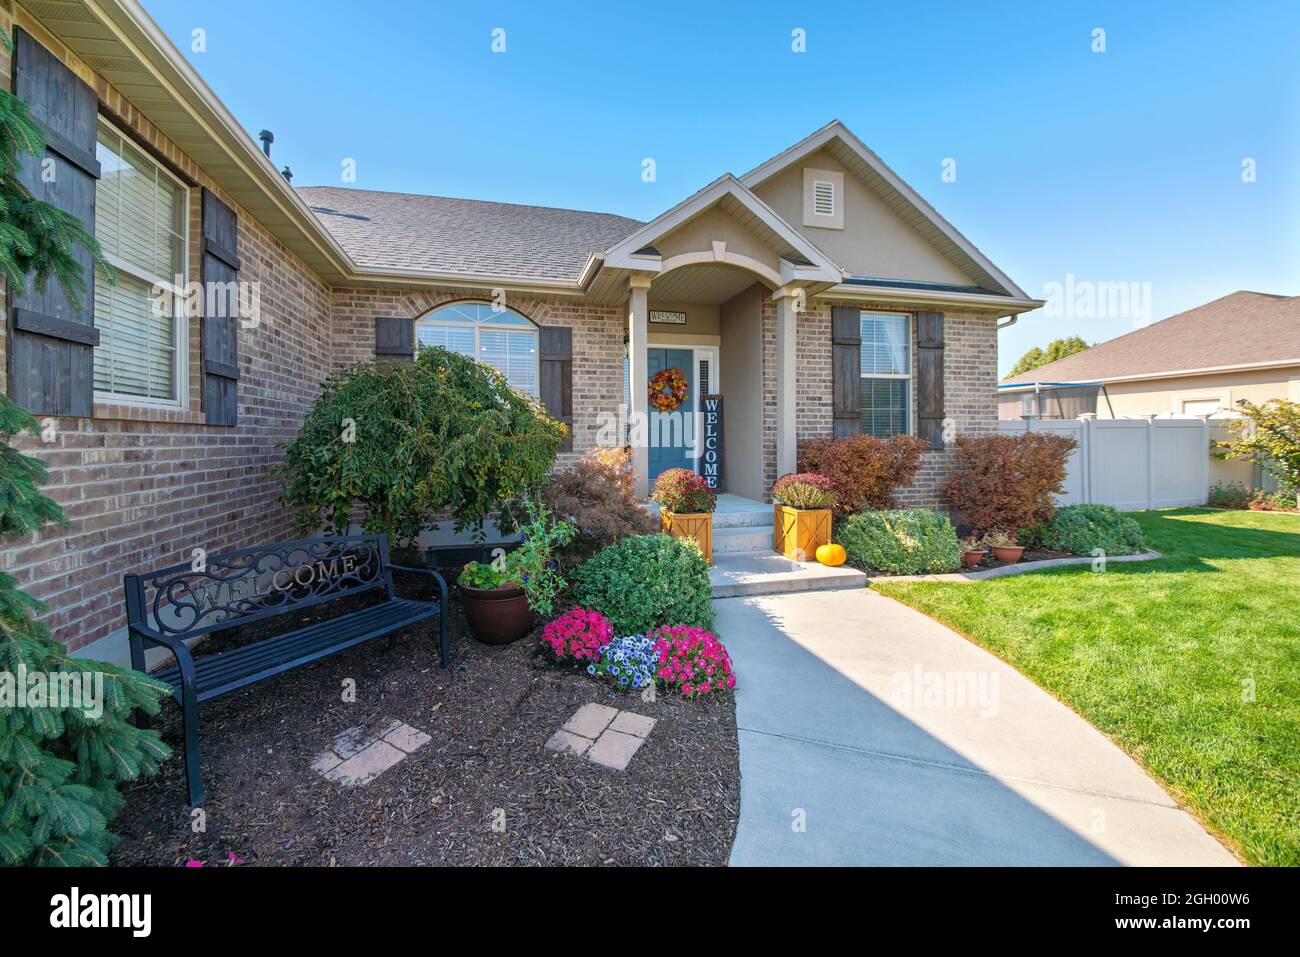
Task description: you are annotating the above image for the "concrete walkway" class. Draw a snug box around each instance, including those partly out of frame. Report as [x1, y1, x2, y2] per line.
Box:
[718, 589, 1239, 866]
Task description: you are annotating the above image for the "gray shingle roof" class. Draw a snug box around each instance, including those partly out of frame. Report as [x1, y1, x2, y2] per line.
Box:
[1002, 291, 1300, 384]
[296, 186, 644, 282]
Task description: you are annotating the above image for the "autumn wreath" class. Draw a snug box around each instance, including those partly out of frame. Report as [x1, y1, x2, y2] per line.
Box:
[648, 367, 688, 413]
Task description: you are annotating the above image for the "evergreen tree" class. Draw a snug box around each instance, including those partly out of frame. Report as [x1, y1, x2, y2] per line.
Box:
[0, 28, 169, 867]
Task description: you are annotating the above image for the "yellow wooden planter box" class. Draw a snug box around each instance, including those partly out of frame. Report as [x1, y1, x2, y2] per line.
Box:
[660, 510, 713, 565]
[773, 505, 832, 562]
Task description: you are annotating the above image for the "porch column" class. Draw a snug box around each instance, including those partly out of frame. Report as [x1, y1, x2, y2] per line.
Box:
[628, 275, 652, 497]
[773, 285, 801, 479]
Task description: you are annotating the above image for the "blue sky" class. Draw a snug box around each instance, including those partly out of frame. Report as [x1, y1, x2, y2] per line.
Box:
[148, 0, 1298, 375]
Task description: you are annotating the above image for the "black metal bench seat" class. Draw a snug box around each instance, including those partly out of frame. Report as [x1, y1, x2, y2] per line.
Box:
[125, 536, 447, 806]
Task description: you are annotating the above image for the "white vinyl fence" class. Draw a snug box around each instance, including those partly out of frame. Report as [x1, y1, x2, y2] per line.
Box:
[998, 417, 1265, 510]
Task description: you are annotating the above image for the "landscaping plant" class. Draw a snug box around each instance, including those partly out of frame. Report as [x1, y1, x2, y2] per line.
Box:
[771, 472, 837, 510]
[458, 500, 574, 616]
[590, 633, 659, 690]
[941, 432, 1076, 533]
[837, 508, 962, 575]
[538, 447, 655, 571]
[1207, 482, 1252, 510]
[541, 607, 613, 663]
[651, 625, 735, 697]
[1039, 504, 1145, 556]
[280, 346, 566, 544]
[798, 434, 927, 515]
[0, 395, 171, 866]
[650, 467, 716, 514]
[571, 534, 713, 635]
[1214, 399, 1300, 507]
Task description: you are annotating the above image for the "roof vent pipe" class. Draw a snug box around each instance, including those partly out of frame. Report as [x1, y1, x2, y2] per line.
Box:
[281, 166, 293, 183]
[258, 129, 274, 157]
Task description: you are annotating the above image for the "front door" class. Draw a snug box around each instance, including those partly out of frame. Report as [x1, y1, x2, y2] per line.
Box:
[647, 347, 693, 485]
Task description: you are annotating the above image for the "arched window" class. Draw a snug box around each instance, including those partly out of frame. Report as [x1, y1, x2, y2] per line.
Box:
[414, 302, 539, 396]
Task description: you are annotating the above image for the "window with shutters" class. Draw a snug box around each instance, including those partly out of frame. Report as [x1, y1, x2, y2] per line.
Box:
[93, 120, 189, 405]
[859, 312, 911, 437]
[414, 302, 539, 396]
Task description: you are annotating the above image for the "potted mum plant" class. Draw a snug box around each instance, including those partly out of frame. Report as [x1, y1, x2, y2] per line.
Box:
[982, 530, 1024, 563]
[772, 472, 837, 561]
[960, 536, 986, 568]
[651, 467, 717, 564]
[458, 499, 574, 644]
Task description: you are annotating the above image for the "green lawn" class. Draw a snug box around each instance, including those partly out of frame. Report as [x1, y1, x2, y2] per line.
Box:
[873, 508, 1300, 866]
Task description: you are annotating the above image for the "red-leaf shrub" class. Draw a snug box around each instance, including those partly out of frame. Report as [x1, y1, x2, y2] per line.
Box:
[539, 448, 656, 571]
[541, 606, 613, 662]
[798, 434, 928, 515]
[651, 467, 716, 514]
[941, 432, 1076, 534]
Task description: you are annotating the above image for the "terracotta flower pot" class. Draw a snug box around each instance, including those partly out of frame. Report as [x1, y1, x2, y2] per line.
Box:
[773, 505, 832, 562]
[660, 509, 713, 564]
[962, 548, 985, 568]
[990, 545, 1024, 563]
[460, 583, 533, 645]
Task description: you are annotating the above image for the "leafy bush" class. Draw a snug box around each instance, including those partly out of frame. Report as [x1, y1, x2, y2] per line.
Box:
[280, 346, 566, 544]
[1248, 489, 1298, 512]
[798, 434, 927, 515]
[772, 472, 837, 509]
[1039, 504, 1145, 556]
[650, 467, 716, 514]
[0, 396, 171, 865]
[571, 534, 713, 635]
[458, 499, 574, 616]
[941, 432, 1076, 533]
[1208, 482, 1252, 509]
[837, 508, 962, 575]
[541, 607, 613, 663]
[590, 633, 658, 690]
[538, 448, 655, 571]
[1215, 399, 1300, 495]
[651, 625, 735, 697]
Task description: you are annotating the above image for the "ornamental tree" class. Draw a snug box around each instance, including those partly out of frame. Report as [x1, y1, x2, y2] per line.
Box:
[1215, 399, 1300, 504]
[280, 346, 567, 543]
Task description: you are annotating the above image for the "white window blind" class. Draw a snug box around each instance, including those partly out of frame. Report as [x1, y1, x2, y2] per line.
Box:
[93, 121, 187, 403]
[859, 312, 911, 437]
[414, 302, 539, 396]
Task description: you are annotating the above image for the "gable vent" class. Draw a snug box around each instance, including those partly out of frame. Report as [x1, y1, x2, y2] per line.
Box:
[812, 179, 836, 217]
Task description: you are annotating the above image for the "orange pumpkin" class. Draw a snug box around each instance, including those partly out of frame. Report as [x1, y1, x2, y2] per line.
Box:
[815, 543, 846, 567]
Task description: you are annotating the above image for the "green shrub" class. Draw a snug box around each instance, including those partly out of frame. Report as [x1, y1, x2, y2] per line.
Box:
[838, 508, 961, 575]
[571, 534, 713, 635]
[1208, 482, 1252, 509]
[1040, 504, 1145, 556]
[280, 346, 566, 544]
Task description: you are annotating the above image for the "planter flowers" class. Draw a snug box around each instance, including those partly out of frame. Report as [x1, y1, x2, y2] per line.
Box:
[982, 530, 1024, 563]
[651, 467, 717, 564]
[591, 633, 659, 689]
[542, 606, 614, 662]
[960, 536, 986, 568]
[771, 472, 837, 561]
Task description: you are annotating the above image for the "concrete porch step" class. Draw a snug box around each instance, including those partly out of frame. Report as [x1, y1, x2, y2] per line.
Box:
[644, 495, 773, 529]
[709, 550, 867, 599]
[713, 525, 776, 553]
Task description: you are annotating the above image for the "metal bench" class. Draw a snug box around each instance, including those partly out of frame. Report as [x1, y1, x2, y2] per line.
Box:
[124, 535, 448, 806]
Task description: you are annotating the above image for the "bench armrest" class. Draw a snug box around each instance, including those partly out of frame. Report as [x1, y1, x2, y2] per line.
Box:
[128, 623, 198, 686]
[388, 564, 450, 605]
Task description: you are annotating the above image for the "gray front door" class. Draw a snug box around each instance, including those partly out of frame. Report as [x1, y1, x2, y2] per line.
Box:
[647, 347, 693, 485]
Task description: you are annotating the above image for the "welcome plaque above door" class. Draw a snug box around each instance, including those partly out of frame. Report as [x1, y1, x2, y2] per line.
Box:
[649, 310, 687, 325]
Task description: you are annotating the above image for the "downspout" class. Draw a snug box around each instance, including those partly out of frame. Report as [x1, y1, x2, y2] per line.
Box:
[997, 315, 1017, 329]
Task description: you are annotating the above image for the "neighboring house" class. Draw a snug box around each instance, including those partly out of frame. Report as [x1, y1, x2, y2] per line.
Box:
[1, 0, 1038, 659]
[1000, 291, 1300, 419]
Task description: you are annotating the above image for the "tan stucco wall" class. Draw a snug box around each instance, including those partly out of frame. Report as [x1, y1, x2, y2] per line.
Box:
[718, 285, 765, 500]
[653, 207, 783, 273]
[1099, 367, 1300, 417]
[644, 301, 719, 338]
[752, 148, 975, 286]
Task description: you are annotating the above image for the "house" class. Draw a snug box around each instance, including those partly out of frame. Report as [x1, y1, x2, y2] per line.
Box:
[1, 0, 1039, 661]
[1000, 291, 1300, 419]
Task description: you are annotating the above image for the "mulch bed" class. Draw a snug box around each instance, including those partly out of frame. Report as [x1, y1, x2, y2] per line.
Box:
[110, 581, 740, 867]
[864, 547, 1076, 578]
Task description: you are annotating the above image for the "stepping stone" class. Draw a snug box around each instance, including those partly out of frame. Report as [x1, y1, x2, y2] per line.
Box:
[383, 722, 431, 754]
[325, 739, 406, 787]
[313, 716, 431, 787]
[587, 729, 646, 771]
[562, 703, 618, 738]
[609, 711, 656, 738]
[544, 729, 593, 756]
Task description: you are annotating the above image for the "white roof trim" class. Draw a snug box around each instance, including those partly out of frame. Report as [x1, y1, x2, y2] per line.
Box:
[601, 174, 843, 282]
[1004, 357, 1300, 387]
[818, 282, 1043, 316]
[740, 121, 1032, 301]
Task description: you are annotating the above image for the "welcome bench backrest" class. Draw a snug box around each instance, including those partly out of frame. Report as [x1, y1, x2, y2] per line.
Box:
[124, 536, 392, 639]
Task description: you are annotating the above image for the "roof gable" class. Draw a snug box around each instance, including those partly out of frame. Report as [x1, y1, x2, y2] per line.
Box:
[740, 121, 1030, 299]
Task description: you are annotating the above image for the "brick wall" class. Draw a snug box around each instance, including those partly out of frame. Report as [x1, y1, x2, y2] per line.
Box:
[330, 288, 625, 468]
[1, 10, 334, 653]
[794, 300, 1000, 509]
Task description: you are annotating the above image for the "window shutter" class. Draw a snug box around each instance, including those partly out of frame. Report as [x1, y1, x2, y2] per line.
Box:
[915, 311, 945, 449]
[8, 29, 101, 417]
[374, 316, 414, 361]
[538, 325, 573, 451]
[200, 188, 240, 425]
[831, 306, 861, 437]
